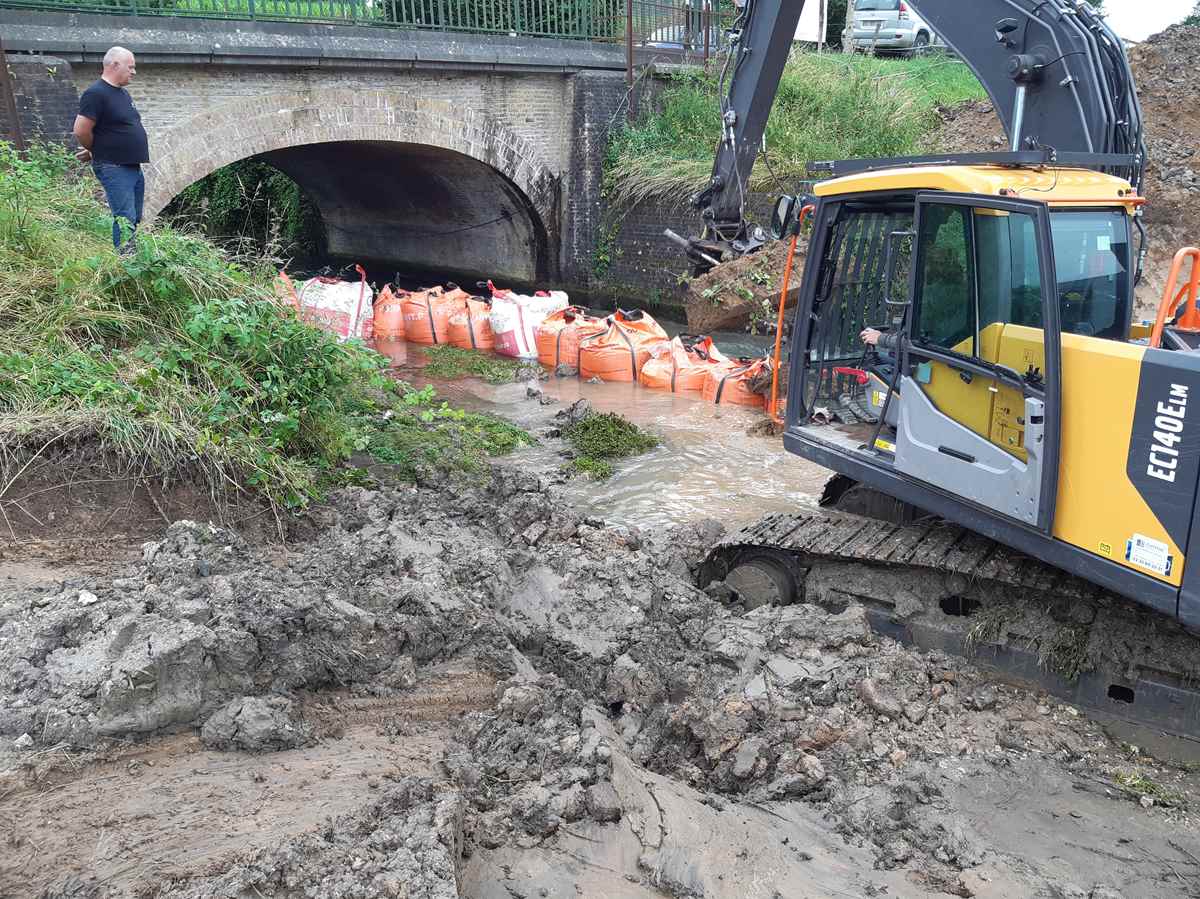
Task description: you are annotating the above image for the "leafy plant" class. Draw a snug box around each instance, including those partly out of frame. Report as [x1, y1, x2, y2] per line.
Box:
[161, 158, 325, 259]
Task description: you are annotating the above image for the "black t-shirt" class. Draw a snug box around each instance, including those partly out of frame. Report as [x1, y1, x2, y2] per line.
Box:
[78, 80, 149, 165]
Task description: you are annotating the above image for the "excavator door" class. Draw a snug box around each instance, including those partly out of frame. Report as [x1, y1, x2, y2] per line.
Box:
[889, 192, 1062, 532]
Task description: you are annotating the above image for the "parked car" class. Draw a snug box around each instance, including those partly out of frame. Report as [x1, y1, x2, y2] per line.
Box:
[848, 0, 945, 56]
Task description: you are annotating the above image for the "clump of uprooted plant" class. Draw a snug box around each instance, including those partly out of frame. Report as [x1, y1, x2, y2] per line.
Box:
[0, 142, 528, 514]
[563, 411, 658, 480]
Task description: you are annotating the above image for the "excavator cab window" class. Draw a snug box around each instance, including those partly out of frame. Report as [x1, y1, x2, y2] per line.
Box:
[914, 204, 975, 354]
[1049, 209, 1131, 340]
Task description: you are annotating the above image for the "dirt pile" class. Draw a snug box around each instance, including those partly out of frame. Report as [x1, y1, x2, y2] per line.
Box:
[933, 23, 1200, 316]
[1127, 24, 1200, 313]
[682, 236, 809, 335]
[2, 463, 1198, 897]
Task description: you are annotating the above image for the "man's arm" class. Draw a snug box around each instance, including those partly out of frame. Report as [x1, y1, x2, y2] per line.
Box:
[860, 327, 901, 351]
[73, 114, 95, 161]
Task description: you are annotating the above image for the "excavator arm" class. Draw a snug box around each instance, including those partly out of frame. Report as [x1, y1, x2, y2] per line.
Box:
[677, 0, 808, 271]
[681, 0, 1147, 274]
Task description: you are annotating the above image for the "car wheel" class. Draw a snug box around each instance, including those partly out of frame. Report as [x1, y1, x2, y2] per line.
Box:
[908, 32, 930, 57]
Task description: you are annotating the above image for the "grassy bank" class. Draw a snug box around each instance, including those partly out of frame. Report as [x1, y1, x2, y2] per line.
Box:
[607, 49, 986, 206]
[0, 143, 527, 514]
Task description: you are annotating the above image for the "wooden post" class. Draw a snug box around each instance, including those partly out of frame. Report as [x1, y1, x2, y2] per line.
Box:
[625, 0, 634, 88]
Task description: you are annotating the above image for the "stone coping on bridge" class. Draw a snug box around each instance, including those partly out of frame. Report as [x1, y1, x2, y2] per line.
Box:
[0, 9, 629, 73]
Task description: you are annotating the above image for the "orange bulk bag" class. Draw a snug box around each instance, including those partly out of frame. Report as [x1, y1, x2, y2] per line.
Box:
[639, 335, 728, 393]
[535, 307, 606, 370]
[578, 309, 670, 383]
[401, 286, 455, 345]
[442, 283, 472, 303]
[448, 295, 495, 350]
[373, 284, 405, 340]
[274, 271, 301, 312]
[702, 357, 771, 408]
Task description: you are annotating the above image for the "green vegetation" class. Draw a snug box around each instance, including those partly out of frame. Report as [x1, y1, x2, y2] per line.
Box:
[421, 345, 529, 384]
[1114, 769, 1185, 806]
[564, 411, 658, 479]
[161, 158, 325, 259]
[605, 49, 986, 206]
[70, 0, 627, 38]
[355, 384, 530, 482]
[1186, 2, 1200, 26]
[0, 143, 526, 514]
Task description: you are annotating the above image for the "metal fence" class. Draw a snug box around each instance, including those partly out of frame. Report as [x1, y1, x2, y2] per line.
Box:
[0, 0, 734, 44]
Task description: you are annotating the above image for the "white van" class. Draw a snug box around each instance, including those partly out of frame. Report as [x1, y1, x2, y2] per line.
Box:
[849, 0, 945, 56]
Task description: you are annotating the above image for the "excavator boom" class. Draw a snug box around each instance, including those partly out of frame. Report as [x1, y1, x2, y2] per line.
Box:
[910, 0, 1144, 187]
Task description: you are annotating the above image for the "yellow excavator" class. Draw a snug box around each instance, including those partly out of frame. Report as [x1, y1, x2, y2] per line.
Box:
[677, 0, 1200, 738]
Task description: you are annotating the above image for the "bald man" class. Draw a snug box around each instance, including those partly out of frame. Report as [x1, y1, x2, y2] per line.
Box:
[73, 47, 149, 253]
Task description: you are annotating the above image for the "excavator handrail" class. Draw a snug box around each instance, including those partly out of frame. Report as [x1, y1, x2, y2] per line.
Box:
[769, 204, 814, 424]
[1149, 248, 1200, 349]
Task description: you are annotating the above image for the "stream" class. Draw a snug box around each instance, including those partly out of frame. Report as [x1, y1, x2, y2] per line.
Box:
[373, 337, 832, 532]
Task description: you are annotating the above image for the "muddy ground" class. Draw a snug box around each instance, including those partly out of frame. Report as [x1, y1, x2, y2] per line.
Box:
[2, 394, 1199, 899]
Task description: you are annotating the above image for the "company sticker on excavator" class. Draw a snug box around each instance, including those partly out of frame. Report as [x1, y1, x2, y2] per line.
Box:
[1125, 533, 1173, 577]
[874, 437, 896, 453]
[872, 390, 886, 408]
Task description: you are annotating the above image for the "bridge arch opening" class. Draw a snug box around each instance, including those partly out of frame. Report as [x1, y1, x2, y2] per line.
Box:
[144, 89, 562, 287]
[259, 140, 552, 285]
[161, 158, 326, 259]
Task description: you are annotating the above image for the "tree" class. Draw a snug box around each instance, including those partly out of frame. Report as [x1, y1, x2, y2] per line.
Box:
[1187, 1, 1200, 25]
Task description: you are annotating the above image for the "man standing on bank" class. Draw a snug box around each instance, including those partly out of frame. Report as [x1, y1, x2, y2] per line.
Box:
[73, 47, 149, 254]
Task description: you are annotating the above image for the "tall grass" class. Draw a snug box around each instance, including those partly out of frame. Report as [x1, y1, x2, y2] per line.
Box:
[0, 143, 526, 516]
[606, 49, 986, 206]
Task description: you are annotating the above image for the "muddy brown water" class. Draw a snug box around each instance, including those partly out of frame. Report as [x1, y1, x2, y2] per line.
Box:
[374, 338, 832, 531]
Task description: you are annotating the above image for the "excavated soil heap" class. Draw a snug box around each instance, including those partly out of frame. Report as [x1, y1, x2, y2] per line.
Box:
[2, 444, 1199, 898]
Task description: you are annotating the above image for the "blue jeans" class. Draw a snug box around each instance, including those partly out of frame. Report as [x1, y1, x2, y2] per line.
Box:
[92, 161, 144, 250]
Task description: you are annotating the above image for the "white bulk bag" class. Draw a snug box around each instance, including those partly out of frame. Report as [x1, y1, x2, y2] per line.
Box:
[295, 265, 374, 341]
[489, 290, 569, 359]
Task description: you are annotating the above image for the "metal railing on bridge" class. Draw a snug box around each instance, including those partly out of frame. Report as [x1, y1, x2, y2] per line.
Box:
[1, 0, 737, 51]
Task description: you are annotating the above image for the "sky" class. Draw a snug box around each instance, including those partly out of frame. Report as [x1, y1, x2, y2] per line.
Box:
[1102, 0, 1193, 40]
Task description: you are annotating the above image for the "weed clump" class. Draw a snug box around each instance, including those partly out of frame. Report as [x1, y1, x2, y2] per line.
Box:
[564, 412, 658, 480]
[421, 345, 531, 384]
[0, 143, 526, 514]
[356, 384, 530, 481]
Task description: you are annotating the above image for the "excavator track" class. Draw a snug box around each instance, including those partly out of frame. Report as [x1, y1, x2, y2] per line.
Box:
[701, 509, 1200, 741]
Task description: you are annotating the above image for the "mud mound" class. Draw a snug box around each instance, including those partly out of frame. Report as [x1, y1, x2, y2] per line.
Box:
[3, 465, 1198, 897]
[682, 236, 809, 334]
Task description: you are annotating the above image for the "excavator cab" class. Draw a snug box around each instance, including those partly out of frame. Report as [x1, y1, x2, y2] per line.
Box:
[778, 159, 1200, 631]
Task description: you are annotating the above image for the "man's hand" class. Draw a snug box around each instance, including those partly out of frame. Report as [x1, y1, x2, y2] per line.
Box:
[72, 115, 95, 163]
[860, 327, 883, 346]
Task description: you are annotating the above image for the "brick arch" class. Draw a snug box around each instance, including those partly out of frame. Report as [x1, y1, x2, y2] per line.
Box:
[142, 89, 560, 228]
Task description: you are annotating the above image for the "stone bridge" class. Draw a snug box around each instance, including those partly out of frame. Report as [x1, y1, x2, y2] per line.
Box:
[1, 10, 634, 285]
